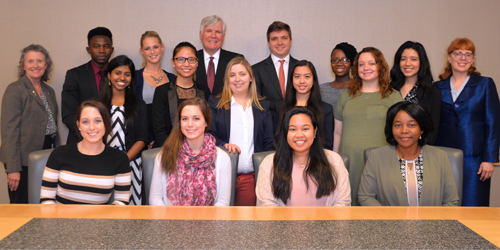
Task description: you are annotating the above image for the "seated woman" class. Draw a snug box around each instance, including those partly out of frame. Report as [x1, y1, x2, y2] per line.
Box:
[40, 100, 131, 205]
[256, 106, 350, 206]
[152, 42, 204, 147]
[358, 101, 459, 206]
[208, 56, 274, 206]
[100, 55, 148, 205]
[275, 60, 334, 150]
[149, 97, 231, 206]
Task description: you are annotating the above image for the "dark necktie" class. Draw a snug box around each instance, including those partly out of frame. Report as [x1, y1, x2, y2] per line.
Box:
[98, 70, 107, 94]
[207, 57, 215, 93]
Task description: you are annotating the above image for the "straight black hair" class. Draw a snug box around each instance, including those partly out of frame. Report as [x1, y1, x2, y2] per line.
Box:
[385, 101, 434, 146]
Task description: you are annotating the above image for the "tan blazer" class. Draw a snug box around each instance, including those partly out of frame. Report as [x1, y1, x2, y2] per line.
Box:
[358, 145, 459, 206]
[0, 75, 60, 173]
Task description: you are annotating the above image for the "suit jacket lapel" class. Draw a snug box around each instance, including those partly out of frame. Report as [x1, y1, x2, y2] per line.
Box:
[252, 104, 261, 143]
[436, 78, 453, 105]
[224, 106, 231, 140]
[455, 74, 481, 104]
[264, 56, 282, 98]
[214, 49, 228, 94]
[22, 76, 44, 108]
[85, 61, 100, 98]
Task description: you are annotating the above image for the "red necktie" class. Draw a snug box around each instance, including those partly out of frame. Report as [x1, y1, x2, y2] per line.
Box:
[279, 60, 285, 97]
[207, 57, 215, 93]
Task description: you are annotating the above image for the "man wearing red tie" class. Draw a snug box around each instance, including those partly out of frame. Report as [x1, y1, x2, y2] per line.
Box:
[196, 15, 243, 101]
[252, 21, 298, 114]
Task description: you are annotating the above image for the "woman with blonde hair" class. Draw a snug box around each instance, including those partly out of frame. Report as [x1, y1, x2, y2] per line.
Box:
[135, 31, 176, 148]
[435, 38, 500, 206]
[209, 56, 273, 206]
[333, 47, 403, 205]
[149, 97, 231, 206]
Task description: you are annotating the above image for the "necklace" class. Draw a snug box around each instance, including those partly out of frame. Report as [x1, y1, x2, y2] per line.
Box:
[146, 69, 163, 84]
[293, 157, 309, 168]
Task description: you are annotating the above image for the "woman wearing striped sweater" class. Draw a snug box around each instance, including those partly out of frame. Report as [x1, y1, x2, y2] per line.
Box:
[40, 100, 131, 205]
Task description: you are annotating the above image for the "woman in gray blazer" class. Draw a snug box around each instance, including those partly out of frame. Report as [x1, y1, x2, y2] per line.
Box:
[0, 44, 59, 203]
[358, 101, 458, 206]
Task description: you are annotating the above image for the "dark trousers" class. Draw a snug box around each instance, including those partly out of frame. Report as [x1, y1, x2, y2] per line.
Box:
[6, 135, 55, 204]
[234, 172, 256, 206]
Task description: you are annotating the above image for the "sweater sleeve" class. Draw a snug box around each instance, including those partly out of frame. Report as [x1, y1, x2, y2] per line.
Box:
[256, 154, 280, 206]
[113, 152, 131, 205]
[326, 150, 351, 206]
[40, 148, 63, 204]
[214, 148, 231, 206]
[358, 151, 384, 206]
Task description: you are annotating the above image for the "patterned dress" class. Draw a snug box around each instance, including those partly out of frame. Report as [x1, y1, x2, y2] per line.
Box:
[108, 105, 143, 205]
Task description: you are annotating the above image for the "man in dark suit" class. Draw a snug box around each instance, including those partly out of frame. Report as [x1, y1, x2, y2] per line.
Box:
[252, 21, 298, 113]
[61, 27, 114, 144]
[196, 15, 243, 100]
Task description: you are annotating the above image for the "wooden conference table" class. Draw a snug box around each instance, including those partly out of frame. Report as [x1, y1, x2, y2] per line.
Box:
[0, 205, 499, 249]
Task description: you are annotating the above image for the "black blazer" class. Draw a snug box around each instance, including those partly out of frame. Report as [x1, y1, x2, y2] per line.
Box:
[61, 61, 104, 144]
[252, 55, 298, 113]
[196, 49, 243, 101]
[152, 79, 205, 147]
[274, 101, 334, 150]
[121, 99, 148, 160]
[208, 96, 274, 153]
[416, 84, 442, 145]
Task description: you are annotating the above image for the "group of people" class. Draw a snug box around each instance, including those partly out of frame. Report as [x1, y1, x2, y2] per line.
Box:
[1, 15, 499, 207]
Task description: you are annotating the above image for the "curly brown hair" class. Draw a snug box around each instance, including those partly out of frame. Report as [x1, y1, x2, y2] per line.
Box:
[349, 47, 393, 98]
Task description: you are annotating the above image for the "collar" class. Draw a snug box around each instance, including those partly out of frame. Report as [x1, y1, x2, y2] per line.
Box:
[230, 96, 251, 108]
[204, 49, 221, 61]
[90, 61, 106, 75]
[271, 53, 290, 65]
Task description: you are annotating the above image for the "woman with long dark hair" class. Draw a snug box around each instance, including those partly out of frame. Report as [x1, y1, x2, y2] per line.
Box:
[390, 41, 441, 144]
[100, 55, 148, 205]
[149, 97, 231, 206]
[275, 60, 334, 150]
[256, 106, 350, 206]
[435, 38, 500, 206]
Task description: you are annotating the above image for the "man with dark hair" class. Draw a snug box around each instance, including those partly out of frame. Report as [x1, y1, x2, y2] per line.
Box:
[62, 27, 114, 144]
[196, 15, 243, 100]
[252, 21, 298, 113]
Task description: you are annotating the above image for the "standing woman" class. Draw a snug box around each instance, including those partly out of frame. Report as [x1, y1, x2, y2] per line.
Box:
[100, 55, 148, 205]
[135, 31, 176, 149]
[0, 44, 59, 203]
[320, 42, 357, 111]
[152, 42, 204, 147]
[208, 56, 274, 206]
[333, 47, 403, 205]
[149, 97, 232, 206]
[390, 41, 441, 144]
[275, 60, 334, 150]
[435, 38, 500, 206]
[256, 107, 350, 206]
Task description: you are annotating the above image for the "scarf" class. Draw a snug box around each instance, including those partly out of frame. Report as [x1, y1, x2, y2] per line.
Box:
[166, 133, 217, 206]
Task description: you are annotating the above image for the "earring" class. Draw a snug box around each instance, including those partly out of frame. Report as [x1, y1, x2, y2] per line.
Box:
[128, 85, 130, 89]
[419, 135, 422, 139]
[108, 80, 111, 86]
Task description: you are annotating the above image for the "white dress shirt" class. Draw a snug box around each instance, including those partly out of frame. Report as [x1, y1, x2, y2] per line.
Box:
[229, 97, 255, 173]
[271, 53, 291, 89]
[203, 49, 221, 74]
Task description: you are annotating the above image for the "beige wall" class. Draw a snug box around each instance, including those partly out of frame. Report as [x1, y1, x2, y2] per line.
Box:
[1, 0, 500, 204]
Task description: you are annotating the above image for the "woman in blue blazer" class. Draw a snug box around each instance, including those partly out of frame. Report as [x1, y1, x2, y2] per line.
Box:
[134, 31, 176, 149]
[435, 38, 500, 206]
[208, 56, 274, 206]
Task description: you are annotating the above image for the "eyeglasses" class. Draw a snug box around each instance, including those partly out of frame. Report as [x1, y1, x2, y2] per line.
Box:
[332, 58, 350, 64]
[174, 57, 198, 64]
[451, 51, 474, 60]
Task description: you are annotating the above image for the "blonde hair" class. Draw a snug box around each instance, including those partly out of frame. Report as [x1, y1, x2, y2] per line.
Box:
[140, 31, 163, 68]
[216, 56, 264, 111]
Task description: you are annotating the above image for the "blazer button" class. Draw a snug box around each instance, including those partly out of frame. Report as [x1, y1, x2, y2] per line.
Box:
[454, 103, 459, 108]
[454, 123, 458, 127]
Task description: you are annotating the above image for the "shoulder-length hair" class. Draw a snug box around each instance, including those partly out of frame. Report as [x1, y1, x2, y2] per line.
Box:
[349, 47, 393, 98]
[76, 99, 112, 143]
[99, 55, 139, 126]
[140, 31, 164, 68]
[385, 101, 434, 146]
[278, 60, 325, 146]
[390, 41, 434, 95]
[18, 44, 53, 82]
[216, 56, 264, 111]
[439, 37, 480, 80]
[160, 97, 212, 174]
[272, 106, 336, 204]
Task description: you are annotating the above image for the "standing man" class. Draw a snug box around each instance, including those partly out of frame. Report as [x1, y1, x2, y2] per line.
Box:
[252, 21, 298, 113]
[62, 27, 114, 144]
[196, 15, 243, 100]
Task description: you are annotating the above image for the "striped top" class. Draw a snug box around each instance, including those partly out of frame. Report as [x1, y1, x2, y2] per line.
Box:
[40, 144, 131, 205]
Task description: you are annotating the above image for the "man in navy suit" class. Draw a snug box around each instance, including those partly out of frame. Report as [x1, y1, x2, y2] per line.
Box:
[196, 15, 243, 100]
[61, 27, 114, 144]
[252, 21, 298, 113]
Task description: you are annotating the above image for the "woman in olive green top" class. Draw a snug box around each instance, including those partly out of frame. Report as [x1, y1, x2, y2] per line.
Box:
[358, 101, 459, 206]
